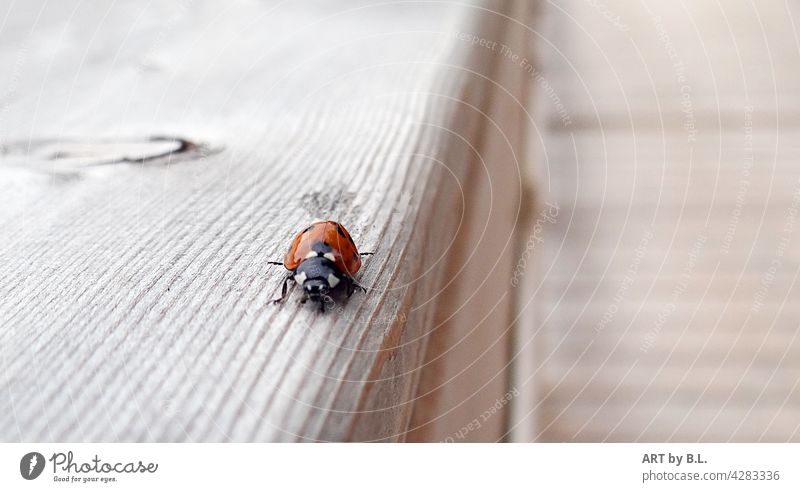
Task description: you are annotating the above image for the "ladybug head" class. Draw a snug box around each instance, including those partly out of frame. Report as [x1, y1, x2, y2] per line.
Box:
[294, 256, 343, 303]
[303, 278, 329, 300]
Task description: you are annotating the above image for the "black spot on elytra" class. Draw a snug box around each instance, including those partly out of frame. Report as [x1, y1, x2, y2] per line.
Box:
[311, 241, 333, 255]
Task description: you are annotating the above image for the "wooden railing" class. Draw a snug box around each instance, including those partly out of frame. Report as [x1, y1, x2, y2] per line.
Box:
[0, 0, 529, 442]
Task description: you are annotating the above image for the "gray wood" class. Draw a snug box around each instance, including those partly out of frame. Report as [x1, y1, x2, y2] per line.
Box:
[514, 0, 800, 442]
[0, 0, 523, 441]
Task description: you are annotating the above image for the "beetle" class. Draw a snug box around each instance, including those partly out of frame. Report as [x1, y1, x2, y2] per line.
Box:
[269, 221, 371, 312]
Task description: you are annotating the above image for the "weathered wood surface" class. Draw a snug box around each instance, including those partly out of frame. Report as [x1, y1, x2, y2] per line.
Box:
[0, 0, 524, 441]
[513, 0, 800, 441]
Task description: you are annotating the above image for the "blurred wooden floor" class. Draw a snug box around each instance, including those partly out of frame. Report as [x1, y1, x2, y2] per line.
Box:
[530, 0, 800, 441]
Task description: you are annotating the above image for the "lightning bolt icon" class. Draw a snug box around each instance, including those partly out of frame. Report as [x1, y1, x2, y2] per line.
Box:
[28, 454, 37, 476]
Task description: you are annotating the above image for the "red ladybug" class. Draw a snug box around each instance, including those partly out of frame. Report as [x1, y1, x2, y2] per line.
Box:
[270, 221, 371, 311]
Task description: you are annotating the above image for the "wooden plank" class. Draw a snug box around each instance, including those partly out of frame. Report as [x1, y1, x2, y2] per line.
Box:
[0, 0, 522, 441]
[405, 0, 531, 442]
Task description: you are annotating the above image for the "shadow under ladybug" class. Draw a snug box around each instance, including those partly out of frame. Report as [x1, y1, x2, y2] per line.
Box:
[269, 221, 372, 312]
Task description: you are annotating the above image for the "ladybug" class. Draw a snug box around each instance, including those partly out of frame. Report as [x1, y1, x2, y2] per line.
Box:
[269, 221, 371, 311]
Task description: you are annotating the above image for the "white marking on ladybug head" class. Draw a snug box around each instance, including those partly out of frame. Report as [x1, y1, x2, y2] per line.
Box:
[305, 251, 317, 259]
[294, 272, 307, 284]
[327, 273, 340, 288]
[324, 252, 336, 262]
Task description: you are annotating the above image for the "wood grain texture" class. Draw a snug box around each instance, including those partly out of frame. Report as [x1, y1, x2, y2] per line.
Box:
[0, 0, 523, 441]
[405, 0, 531, 442]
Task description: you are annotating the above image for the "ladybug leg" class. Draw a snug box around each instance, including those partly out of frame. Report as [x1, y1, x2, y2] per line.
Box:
[267, 261, 283, 266]
[271, 273, 294, 303]
[348, 276, 367, 295]
[359, 252, 374, 256]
